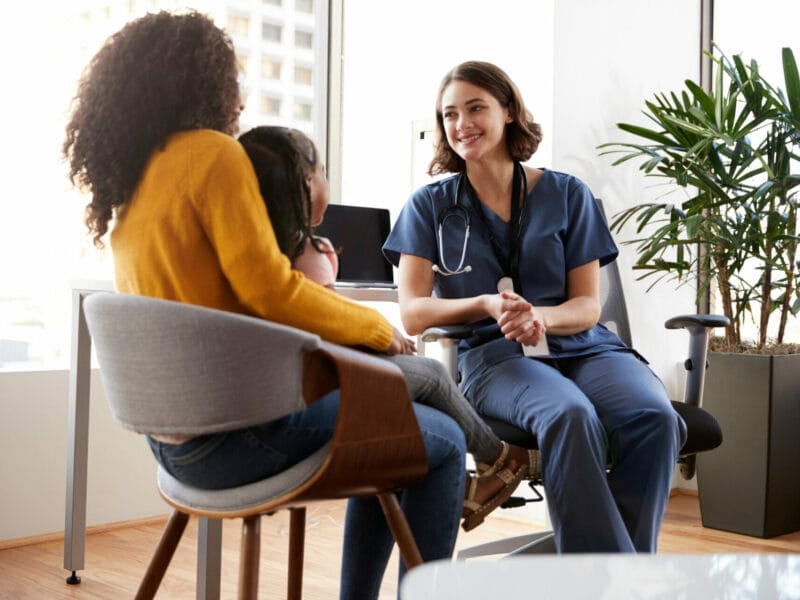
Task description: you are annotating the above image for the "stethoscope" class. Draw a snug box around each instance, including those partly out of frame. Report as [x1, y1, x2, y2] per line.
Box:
[432, 163, 527, 278]
[432, 189, 472, 275]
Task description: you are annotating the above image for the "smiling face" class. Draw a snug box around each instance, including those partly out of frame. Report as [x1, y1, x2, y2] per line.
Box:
[440, 79, 513, 165]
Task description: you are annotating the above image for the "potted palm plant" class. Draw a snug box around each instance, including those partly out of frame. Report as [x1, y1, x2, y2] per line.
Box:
[600, 47, 800, 538]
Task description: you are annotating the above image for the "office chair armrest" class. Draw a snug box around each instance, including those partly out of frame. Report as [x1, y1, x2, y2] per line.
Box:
[420, 324, 475, 343]
[665, 314, 728, 479]
[664, 313, 729, 408]
[664, 314, 730, 331]
[420, 325, 475, 381]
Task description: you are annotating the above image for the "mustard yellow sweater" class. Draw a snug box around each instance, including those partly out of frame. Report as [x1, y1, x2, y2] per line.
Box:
[111, 129, 393, 351]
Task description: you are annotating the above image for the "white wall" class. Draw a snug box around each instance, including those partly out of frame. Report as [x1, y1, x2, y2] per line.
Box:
[551, 0, 701, 405]
[0, 370, 165, 541]
[339, 0, 555, 218]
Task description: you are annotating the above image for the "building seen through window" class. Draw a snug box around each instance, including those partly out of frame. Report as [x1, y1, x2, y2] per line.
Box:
[0, 0, 326, 370]
[294, 64, 313, 85]
[262, 21, 282, 42]
[294, 29, 312, 49]
[262, 57, 282, 79]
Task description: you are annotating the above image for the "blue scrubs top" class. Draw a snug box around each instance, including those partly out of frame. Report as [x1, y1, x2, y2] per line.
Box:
[383, 169, 630, 367]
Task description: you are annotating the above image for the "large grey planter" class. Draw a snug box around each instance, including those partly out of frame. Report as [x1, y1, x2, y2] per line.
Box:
[697, 352, 800, 538]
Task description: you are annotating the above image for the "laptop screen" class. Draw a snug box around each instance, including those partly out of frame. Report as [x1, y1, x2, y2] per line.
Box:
[313, 204, 395, 287]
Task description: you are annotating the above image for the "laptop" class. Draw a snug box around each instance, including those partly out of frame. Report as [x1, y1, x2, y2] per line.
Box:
[313, 204, 397, 288]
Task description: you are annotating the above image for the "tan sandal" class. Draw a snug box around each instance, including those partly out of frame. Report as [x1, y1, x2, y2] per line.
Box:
[462, 454, 528, 532]
[477, 441, 541, 481]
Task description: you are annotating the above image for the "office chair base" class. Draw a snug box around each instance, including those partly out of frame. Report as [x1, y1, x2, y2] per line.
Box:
[457, 530, 556, 560]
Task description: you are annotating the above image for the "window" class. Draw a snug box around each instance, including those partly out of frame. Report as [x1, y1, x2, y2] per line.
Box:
[237, 52, 250, 75]
[260, 94, 282, 116]
[262, 57, 282, 79]
[227, 14, 250, 38]
[294, 29, 313, 50]
[262, 22, 282, 43]
[294, 65, 312, 85]
[293, 100, 312, 121]
[296, 0, 314, 14]
[0, 1, 331, 371]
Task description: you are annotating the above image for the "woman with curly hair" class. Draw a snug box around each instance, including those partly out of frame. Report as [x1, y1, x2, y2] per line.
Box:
[63, 11, 467, 597]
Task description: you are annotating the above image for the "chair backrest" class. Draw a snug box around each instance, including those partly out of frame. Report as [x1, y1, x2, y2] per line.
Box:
[83, 293, 321, 436]
[596, 199, 633, 347]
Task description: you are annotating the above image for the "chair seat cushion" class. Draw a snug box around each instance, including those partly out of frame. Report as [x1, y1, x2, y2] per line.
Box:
[670, 401, 722, 456]
[157, 443, 331, 514]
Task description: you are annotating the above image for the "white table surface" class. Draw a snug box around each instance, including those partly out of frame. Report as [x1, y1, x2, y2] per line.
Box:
[400, 554, 800, 600]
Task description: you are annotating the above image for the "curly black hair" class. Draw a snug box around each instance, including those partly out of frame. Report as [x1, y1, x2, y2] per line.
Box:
[63, 10, 241, 247]
[429, 61, 543, 176]
[238, 126, 321, 260]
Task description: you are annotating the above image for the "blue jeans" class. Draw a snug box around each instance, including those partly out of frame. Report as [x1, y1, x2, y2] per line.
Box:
[463, 348, 686, 553]
[147, 391, 466, 599]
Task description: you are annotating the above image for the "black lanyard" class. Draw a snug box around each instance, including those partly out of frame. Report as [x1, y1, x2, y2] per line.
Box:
[463, 162, 527, 292]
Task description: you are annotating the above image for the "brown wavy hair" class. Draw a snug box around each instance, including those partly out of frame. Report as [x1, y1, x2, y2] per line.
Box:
[238, 126, 320, 260]
[429, 61, 543, 176]
[63, 10, 241, 247]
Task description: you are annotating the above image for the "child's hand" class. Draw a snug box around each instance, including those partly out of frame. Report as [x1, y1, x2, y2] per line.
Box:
[386, 327, 417, 355]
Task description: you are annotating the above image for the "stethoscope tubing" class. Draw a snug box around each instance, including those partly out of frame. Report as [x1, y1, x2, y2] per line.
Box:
[434, 195, 472, 275]
[433, 164, 527, 277]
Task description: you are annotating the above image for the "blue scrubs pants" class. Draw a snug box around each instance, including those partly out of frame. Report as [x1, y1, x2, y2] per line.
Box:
[464, 349, 687, 553]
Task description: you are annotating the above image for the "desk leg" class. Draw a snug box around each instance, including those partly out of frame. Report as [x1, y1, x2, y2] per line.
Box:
[196, 518, 222, 599]
[64, 290, 92, 583]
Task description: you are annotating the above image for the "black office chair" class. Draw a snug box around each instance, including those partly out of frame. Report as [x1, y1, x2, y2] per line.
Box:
[422, 200, 728, 558]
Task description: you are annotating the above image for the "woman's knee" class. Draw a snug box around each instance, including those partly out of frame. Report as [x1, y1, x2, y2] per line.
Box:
[649, 402, 688, 448]
[413, 403, 467, 460]
[545, 397, 601, 434]
[617, 401, 687, 456]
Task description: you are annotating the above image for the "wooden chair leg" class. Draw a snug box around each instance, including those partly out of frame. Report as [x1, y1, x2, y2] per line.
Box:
[238, 515, 261, 600]
[377, 492, 423, 569]
[288, 507, 306, 600]
[135, 510, 190, 600]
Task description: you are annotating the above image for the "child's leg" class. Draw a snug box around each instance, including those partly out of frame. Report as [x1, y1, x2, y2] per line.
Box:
[385, 354, 502, 463]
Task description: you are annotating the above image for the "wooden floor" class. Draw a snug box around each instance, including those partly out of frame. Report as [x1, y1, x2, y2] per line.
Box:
[1, 493, 798, 599]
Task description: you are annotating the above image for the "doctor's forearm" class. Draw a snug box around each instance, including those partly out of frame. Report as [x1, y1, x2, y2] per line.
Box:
[399, 295, 494, 336]
[537, 297, 601, 336]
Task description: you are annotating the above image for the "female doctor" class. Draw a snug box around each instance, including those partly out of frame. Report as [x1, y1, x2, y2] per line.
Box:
[383, 60, 687, 553]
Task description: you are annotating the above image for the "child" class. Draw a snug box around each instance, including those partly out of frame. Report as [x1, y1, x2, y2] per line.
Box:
[239, 125, 540, 531]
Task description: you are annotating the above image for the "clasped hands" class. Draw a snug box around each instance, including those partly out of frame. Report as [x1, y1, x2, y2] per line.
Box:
[491, 290, 546, 347]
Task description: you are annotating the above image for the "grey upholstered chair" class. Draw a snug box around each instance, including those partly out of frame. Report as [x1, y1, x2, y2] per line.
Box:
[421, 200, 728, 558]
[83, 293, 428, 599]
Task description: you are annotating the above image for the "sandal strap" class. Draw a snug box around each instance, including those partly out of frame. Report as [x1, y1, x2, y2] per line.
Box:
[526, 449, 541, 480]
[495, 464, 528, 485]
[479, 441, 509, 478]
[463, 473, 483, 512]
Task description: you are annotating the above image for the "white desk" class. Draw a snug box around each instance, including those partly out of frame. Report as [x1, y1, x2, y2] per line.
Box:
[400, 554, 800, 599]
[63, 279, 397, 596]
